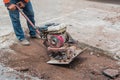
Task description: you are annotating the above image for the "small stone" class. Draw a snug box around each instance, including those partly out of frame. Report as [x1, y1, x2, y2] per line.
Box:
[116, 62, 120, 66]
[102, 69, 119, 79]
[91, 69, 101, 75]
[90, 52, 94, 55]
[96, 54, 100, 57]
[114, 53, 120, 61]
[116, 53, 120, 59]
[96, 44, 100, 47]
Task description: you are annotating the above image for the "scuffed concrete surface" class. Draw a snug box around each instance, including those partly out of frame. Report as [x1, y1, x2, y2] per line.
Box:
[0, 2, 14, 49]
[32, 0, 120, 58]
[0, 64, 41, 80]
[62, 8, 120, 56]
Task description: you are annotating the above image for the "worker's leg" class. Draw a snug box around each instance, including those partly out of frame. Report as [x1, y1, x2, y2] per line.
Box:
[23, 1, 36, 36]
[9, 9, 25, 41]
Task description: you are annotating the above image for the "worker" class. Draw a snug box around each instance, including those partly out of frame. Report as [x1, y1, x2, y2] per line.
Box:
[3, 0, 40, 46]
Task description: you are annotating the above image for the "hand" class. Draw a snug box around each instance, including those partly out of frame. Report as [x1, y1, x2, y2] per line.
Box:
[8, 4, 16, 11]
[17, 1, 25, 8]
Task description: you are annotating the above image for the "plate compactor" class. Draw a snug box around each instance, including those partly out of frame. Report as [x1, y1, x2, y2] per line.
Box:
[16, 5, 86, 64]
[39, 23, 86, 64]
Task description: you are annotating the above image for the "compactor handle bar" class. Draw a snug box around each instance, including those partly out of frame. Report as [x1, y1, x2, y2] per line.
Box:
[15, 5, 40, 34]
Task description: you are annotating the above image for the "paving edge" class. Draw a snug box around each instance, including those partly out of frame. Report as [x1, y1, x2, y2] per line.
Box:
[77, 41, 118, 61]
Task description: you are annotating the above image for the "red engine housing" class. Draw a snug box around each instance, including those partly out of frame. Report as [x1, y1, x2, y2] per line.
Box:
[47, 34, 66, 48]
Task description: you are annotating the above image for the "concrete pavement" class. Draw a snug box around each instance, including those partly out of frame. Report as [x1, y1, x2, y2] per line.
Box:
[32, 0, 120, 59]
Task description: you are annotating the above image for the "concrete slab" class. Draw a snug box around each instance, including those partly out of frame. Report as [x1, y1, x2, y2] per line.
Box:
[64, 8, 120, 54]
[36, 7, 120, 57]
[38, 7, 120, 58]
[65, 8, 120, 58]
[0, 64, 41, 80]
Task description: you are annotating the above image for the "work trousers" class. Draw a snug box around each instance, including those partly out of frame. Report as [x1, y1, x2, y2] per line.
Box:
[8, 0, 36, 40]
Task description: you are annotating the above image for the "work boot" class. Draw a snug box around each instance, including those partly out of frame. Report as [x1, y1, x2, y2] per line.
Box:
[30, 34, 41, 39]
[20, 39, 30, 46]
